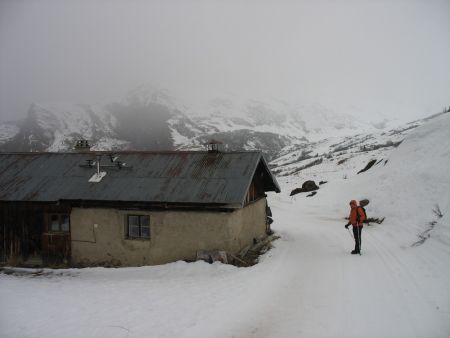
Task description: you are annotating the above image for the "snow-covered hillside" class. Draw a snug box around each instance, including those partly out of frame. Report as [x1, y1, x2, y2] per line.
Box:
[284, 111, 450, 244]
[270, 111, 447, 182]
[1, 112, 449, 338]
[341, 111, 450, 244]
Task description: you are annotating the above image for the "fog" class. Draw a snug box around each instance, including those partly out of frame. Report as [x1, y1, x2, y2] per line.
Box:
[0, 0, 449, 122]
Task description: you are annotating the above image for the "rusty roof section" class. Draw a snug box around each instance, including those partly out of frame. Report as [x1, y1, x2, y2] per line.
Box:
[0, 151, 280, 208]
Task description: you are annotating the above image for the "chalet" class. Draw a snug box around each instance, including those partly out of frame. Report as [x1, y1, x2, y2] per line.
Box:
[0, 149, 280, 267]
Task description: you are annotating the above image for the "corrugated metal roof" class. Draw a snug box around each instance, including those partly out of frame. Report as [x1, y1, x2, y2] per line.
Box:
[0, 151, 280, 208]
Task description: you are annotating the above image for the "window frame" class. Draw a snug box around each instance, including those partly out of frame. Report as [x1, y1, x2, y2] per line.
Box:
[126, 214, 150, 240]
[47, 213, 70, 233]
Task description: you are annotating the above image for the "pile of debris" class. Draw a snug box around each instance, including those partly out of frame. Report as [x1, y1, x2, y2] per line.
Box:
[196, 234, 280, 267]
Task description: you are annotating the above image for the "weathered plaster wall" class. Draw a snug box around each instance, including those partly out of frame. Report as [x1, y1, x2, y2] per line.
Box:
[70, 198, 267, 266]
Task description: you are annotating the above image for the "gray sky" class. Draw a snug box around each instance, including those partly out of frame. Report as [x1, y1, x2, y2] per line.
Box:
[0, 0, 449, 122]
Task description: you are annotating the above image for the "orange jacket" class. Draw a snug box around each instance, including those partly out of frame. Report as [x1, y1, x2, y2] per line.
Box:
[349, 200, 366, 226]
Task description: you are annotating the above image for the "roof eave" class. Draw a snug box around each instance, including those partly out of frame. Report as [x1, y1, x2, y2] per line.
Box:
[259, 155, 281, 193]
[239, 152, 281, 206]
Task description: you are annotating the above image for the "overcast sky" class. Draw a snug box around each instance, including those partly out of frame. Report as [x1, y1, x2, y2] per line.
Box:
[0, 0, 449, 122]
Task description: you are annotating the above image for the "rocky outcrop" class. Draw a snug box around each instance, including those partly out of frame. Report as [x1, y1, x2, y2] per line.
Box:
[290, 180, 319, 196]
[357, 159, 377, 174]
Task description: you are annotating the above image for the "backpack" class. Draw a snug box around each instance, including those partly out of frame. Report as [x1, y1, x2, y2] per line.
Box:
[357, 199, 369, 223]
[357, 206, 367, 223]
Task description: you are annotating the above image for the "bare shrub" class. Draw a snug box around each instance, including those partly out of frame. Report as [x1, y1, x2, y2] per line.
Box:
[432, 204, 443, 219]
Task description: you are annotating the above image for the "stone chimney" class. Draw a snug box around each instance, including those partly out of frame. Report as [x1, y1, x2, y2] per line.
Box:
[206, 139, 223, 153]
[74, 139, 91, 152]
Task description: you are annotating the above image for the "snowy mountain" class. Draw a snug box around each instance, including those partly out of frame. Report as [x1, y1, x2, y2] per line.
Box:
[0, 86, 383, 160]
[0, 120, 20, 145]
[0, 103, 127, 152]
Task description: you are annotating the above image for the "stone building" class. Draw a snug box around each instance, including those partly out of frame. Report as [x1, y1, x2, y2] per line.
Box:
[0, 150, 280, 267]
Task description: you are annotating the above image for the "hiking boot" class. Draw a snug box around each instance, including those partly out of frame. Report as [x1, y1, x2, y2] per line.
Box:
[351, 250, 360, 254]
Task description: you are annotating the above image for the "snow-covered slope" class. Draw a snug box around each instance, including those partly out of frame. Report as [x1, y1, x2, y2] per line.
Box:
[285, 111, 450, 244]
[351, 111, 450, 244]
[0, 103, 128, 152]
[0, 121, 20, 145]
[270, 111, 447, 182]
[33, 103, 126, 152]
[179, 98, 370, 140]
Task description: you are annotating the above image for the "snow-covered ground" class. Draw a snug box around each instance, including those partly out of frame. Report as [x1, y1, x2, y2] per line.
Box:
[1, 114, 449, 338]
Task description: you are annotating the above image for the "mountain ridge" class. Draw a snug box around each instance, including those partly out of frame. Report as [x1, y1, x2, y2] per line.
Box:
[1, 86, 444, 162]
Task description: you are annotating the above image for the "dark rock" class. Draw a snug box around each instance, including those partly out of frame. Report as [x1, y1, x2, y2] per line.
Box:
[302, 180, 319, 192]
[290, 188, 303, 196]
[289, 180, 319, 196]
[306, 191, 317, 197]
[357, 159, 377, 174]
[319, 181, 328, 185]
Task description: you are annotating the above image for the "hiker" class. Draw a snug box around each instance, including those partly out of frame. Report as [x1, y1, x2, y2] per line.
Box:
[345, 200, 366, 254]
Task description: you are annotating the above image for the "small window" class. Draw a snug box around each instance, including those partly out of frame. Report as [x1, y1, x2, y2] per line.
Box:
[51, 215, 60, 231]
[127, 215, 150, 239]
[48, 214, 70, 232]
[61, 215, 70, 232]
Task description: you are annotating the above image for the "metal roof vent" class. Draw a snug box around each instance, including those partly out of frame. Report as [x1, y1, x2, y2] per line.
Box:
[74, 139, 91, 152]
[80, 153, 132, 183]
[206, 139, 223, 153]
[89, 171, 107, 183]
[88, 155, 107, 183]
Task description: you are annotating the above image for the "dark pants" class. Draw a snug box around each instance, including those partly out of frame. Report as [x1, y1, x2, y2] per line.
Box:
[353, 226, 363, 252]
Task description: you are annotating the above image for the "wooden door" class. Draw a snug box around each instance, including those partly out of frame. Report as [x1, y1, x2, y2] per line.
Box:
[42, 213, 71, 265]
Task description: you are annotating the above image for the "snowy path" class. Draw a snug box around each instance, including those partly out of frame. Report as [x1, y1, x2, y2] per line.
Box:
[212, 194, 450, 338]
[1, 192, 449, 338]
